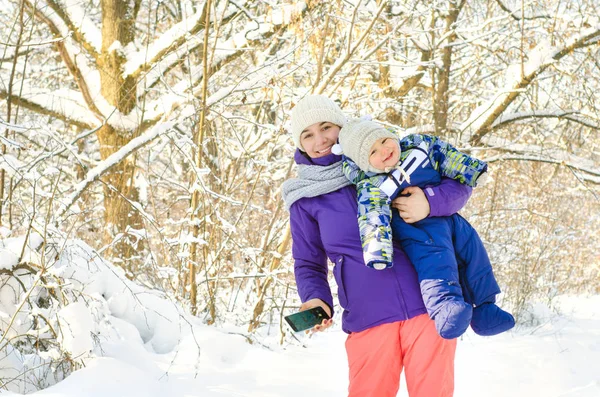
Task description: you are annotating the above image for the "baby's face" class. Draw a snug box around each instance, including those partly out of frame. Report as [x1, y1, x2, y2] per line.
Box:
[369, 138, 400, 171]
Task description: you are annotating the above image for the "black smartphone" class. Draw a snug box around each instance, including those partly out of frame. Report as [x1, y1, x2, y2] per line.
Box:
[284, 306, 331, 332]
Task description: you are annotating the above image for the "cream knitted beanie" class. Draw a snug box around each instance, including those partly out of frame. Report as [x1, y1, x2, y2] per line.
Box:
[290, 95, 347, 151]
[338, 118, 399, 173]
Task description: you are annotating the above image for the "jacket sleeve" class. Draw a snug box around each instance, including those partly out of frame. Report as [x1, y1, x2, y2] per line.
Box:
[342, 157, 368, 184]
[289, 202, 334, 315]
[424, 135, 488, 187]
[356, 179, 394, 269]
[344, 158, 394, 269]
[425, 177, 473, 217]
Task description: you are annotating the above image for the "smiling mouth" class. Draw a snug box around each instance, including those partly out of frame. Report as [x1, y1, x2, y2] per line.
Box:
[317, 146, 332, 154]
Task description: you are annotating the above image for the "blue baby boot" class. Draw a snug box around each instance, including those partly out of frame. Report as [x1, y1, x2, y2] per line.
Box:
[471, 302, 515, 336]
[436, 300, 473, 339]
[421, 279, 473, 339]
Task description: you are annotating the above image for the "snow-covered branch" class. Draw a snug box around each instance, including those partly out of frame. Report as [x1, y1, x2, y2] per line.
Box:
[315, 1, 387, 94]
[123, 1, 249, 80]
[338, 21, 417, 96]
[491, 110, 600, 131]
[385, 49, 431, 98]
[0, 87, 99, 129]
[462, 23, 600, 144]
[480, 138, 600, 184]
[494, 0, 551, 20]
[134, 1, 306, 100]
[56, 120, 175, 220]
[138, 18, 296, 130]
[123, 9, 208, 79]
[486, 154, 600, 184]
[42, 0, 101, 59]
[25, 0, 105, 120]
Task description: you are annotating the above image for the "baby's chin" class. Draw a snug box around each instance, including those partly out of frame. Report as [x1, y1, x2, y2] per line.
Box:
[380, 158, 399, 171]
[385, 156, 400, 167]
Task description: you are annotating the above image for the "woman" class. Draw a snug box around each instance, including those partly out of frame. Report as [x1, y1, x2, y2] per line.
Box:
[282, 95, 473, 397]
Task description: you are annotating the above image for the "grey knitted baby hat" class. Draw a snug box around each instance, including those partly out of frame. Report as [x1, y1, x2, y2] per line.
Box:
[290, 95, 347, 151]
[337, 118, 399, 173]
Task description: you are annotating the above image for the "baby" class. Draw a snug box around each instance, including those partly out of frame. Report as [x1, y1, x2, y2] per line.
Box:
[334, 118, 515, 339]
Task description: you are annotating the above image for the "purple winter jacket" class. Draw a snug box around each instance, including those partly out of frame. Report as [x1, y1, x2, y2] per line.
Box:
[289, 149, 472, 334]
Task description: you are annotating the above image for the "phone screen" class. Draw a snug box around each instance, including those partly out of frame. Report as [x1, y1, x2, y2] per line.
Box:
[284, 307, 330, 332]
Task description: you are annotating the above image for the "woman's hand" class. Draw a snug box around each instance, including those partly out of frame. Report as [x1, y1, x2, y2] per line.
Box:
[299, 298, 333, 334]
[391, 186, 430, 223]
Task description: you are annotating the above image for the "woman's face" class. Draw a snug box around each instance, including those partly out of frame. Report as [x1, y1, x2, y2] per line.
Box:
[299, 122, 341, 158]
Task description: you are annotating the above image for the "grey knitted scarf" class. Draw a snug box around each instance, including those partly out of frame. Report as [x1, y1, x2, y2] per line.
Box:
[281, 160, 352, 210]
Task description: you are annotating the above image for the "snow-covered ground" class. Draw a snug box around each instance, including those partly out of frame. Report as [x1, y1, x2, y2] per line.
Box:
[1, 236, 599, 397]
[3, 295, 599, 397]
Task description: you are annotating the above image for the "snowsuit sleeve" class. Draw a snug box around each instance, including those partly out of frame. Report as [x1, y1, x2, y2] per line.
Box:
[419, 134, 488, 187]
[289, 202, 334, 315]
[342, 157, 394, 269]
[342, 156, 384, 186]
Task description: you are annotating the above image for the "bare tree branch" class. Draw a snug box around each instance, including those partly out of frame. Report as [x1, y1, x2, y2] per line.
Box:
[315, 1, 387, 94]
[494, 0, 551, 20]
[0, 35, 69, 48]
[433, 0, 465, 134]
[0, 50, 30, 62]
[123, 3, 242, 80]
[491, 110, 600, 131]
[486, 153, 600, 184]
[135, 1, 308, 99]
[331, 22, 406, 95]
[56, 121, 173, 220]
[138, 18, 297, 132]
[462, 23, 600, 145]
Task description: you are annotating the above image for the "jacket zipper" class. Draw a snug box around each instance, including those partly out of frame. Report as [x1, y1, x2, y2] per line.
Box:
[336, 256, 349, 308]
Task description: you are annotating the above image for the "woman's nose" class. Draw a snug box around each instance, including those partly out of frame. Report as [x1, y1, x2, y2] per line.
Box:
[315, 132, 327, 143]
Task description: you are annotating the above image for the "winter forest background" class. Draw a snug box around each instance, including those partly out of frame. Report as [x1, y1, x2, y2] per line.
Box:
[0, 0, 599, 393]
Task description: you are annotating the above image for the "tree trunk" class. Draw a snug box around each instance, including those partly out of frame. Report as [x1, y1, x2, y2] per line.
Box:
[189, 0, 213, 317]
[97, 0, 144, 274]
[433, 1, 464, 136]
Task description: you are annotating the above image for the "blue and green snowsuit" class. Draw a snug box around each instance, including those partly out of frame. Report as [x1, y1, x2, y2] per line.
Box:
[343, 133, 513, 337]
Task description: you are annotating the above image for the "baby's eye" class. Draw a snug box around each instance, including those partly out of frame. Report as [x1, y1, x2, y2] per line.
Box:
[370, 149, 377, 156]
[381, 138, 388, 144]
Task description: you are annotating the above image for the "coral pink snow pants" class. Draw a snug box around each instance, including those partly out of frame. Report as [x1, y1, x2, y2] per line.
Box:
[345, 314, 457, 397]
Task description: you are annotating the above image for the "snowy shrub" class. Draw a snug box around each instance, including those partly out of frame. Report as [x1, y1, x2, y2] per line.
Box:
[0, 231, 188, 393]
